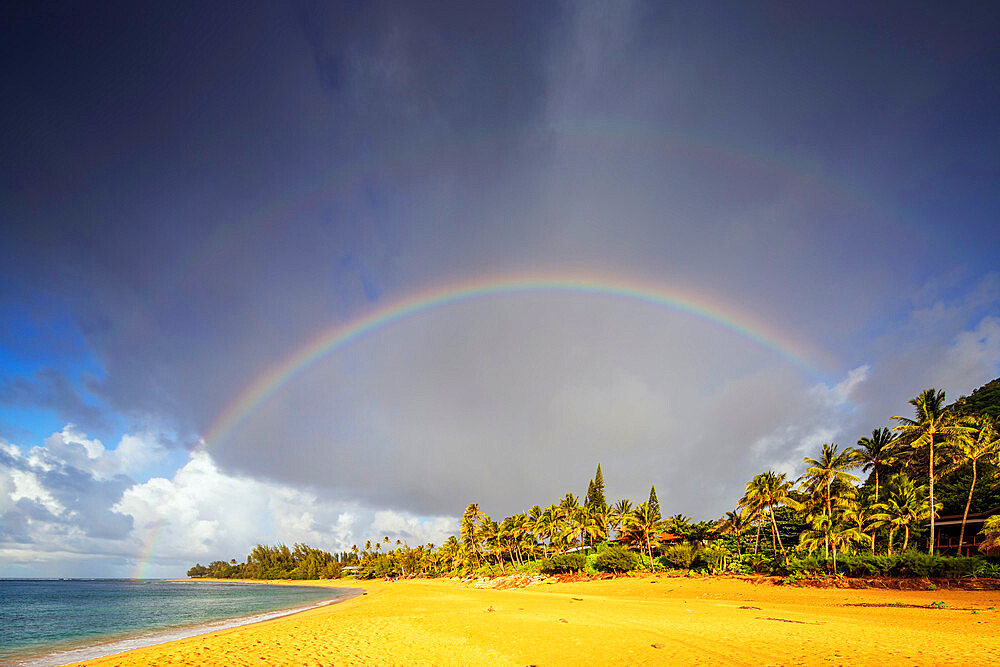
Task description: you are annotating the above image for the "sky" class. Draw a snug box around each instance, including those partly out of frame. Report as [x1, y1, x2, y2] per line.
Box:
[1, 1, 999, 577]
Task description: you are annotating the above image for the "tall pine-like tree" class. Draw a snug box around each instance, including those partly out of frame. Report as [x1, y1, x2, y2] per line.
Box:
[585, 463, 607, 510]
[648, 484, 661, 521]
[593, 463, 606, 509]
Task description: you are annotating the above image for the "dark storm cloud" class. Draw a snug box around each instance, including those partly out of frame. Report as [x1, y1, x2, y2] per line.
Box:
[0, 368, 109, 432]
[1, 0, 998, 538]
[1, 0, 563, 432]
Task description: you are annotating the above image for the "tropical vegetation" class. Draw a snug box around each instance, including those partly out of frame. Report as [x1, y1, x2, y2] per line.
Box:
[190, 379, 1000, 581]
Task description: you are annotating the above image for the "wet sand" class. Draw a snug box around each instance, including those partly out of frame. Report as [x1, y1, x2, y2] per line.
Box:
[67, 575, 1000, 666]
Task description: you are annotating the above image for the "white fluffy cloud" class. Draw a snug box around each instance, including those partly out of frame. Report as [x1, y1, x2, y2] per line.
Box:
[115, 450, 458, 568]
[38, 425, 167, 480]
[0, 426, 458, 577]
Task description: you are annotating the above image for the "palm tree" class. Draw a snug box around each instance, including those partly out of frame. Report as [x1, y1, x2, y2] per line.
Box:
[841, 493, 876, 555]
[571, 507, 592, 550]
[540, 505, 560, 557]
[944, 416, 1000, 553]
[664, 513, 692, 535]
[741, 504, 764, 554]
[509, 513, 529, 564]
[870, 473, 936, 553]
[556, 494, 581, 549]
[715, 511, 749, 556]
[855, 427, 898, 503]
[461, 503, 483, 567]
[798, 514, 865, 575]
[582, 506, 607, 547]
[440, 536, 460, 570]
[589, 502, 612, 546]
[892, 388, 974, 553]
[979, 515, 1000, 554]
[610, 499, 633, 538]
[480, 517, 502, 572]
[799, 443, 859, 544]
[739, 471, 799, 563]
[623, 502, 660, 567]
[799, 443, 860, 558]
[526, 505, 544, 561]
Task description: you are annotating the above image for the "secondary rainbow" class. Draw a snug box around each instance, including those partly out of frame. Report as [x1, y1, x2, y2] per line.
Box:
[200, 274, 829, 452]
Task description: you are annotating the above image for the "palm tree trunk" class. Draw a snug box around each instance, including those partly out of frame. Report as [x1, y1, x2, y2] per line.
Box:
[903, 524, 910, 552]
[959, 460, 978, 555]
[825, 478, 832, 559]
[928, 435, 936, 554]
[768, 504, 787, 563]
[887, 527, 894, 555]
[753, 520, 761, 554]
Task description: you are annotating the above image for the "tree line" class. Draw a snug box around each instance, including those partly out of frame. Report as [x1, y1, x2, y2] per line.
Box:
[187, 543, 349, 579]
[189, 379, 1000, 580]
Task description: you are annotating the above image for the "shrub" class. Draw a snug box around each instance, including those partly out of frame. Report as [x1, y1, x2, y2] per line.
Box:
[836, 553, 880, 577]
[697, 547, 726, 572]
[783, 553, 828, 575]
[974, 561, 1000, 578]
[660, 544, 698, 570]
[511, 559, 544, 574]
[725, 557, 753, 575]
[635, 553, 654, 571]
[594, 545, 638, 573]
[540, 552, 587, 574]
[773, 551, 989, 578]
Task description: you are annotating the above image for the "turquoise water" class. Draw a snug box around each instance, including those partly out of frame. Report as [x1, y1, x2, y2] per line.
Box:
[0, 579, 359, 666]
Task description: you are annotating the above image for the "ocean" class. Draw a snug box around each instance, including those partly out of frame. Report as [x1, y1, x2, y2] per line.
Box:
[0, 579, 360, 666]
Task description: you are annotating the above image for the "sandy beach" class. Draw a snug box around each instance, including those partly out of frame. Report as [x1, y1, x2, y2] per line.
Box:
[63, 575, 1000, 666]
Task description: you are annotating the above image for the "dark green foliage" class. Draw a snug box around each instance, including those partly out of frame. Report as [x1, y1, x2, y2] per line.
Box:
[593, 463, 606, 509]
[951, 378, 1000, 419]
[584, 463, 607, 510]
[779, 552, 996, 578]
[540, 552, 587, 574]
[594, 545, 638, 573]
[187, 543, 343, 580]
[656, 544, 726, 571]
[648, 484, 661, 521]
[936, 462, 1000, 515]
[660, 544, 698, 569]
[773, 506, 810, 554]
[357, 555, 399, 579]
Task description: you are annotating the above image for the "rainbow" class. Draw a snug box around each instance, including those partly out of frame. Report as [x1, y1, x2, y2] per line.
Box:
[113, 120, 896, 356]
[131, 515, 166, 579]
[200, 273, 831, 453]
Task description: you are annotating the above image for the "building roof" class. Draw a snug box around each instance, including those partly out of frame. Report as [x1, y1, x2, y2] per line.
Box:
[933, 506, 1000, 528]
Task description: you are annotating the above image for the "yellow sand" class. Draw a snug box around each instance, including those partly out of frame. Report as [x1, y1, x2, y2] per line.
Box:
[68, 575, 1000, 666]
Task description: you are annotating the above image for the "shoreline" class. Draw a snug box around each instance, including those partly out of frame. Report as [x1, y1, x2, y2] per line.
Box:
[9, 580, 361, 667]
[59, 574, 1000, 665]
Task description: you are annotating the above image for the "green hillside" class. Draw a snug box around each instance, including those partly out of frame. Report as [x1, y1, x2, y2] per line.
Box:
[951, 377, 1000, 419]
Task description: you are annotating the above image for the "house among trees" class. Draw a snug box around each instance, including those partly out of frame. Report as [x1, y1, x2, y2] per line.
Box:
[933, 507, 1000, 556]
